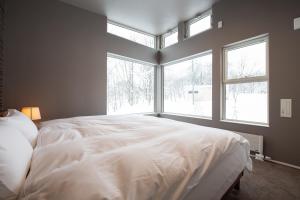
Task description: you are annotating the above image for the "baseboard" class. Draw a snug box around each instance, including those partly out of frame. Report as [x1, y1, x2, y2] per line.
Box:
[266, 159, 300, 170]
[252, 154, 300, 170]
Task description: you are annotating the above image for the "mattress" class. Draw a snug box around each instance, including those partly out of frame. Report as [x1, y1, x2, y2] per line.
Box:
[19, 114, 252, 200]
[183, 144, 248, 200]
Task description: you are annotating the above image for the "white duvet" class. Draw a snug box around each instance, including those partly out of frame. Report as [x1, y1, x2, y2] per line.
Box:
[19, 115, 252, 200]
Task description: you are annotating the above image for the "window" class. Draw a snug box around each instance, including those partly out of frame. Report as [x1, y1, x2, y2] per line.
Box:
[163, 52, 212, 117]
[107, 21, 155, 48]
[107, 55, 155, 115]
[186, 11, 212, 38]
[162, 29, 178, 48]
[222, 36, 269, 125]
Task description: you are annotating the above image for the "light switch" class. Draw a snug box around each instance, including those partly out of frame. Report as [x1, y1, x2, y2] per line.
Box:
[218, 21, 223, 29]
[280, 99, 292, 118]
[294, 17, 300, 30]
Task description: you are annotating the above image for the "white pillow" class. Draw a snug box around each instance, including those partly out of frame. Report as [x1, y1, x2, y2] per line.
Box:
[0, 109, 38, 147]
[0, 125, 33, 200]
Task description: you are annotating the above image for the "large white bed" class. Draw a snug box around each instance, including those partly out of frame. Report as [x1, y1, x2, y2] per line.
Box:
[15, 114, 251, 200]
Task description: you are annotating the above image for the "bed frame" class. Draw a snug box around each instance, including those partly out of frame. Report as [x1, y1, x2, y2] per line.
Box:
[221, 171, 244, 199]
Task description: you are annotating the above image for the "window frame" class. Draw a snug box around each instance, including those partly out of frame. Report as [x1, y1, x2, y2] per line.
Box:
[221, 35, 269, 126]
[161, 27, 178, 48]
[185, 10, 212, 38]
[162, 50, 213, 119]
[106, 52, 157, 115]
[107, 20, 156, 49]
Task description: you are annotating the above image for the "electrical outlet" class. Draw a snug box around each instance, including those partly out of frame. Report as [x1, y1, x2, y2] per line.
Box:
[264, 156, 271, 160]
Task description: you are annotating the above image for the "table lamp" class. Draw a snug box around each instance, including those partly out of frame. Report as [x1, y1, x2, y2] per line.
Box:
[21, 107, 41, 121]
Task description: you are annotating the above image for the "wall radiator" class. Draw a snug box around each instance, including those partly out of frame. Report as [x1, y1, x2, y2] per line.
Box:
[235, 132, 264, 159]
[235, 132, 300, 168]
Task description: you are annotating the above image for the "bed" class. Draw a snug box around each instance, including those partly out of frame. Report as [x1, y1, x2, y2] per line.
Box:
[0, 111, 252, 200]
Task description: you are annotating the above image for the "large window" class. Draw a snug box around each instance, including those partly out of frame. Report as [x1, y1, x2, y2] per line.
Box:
[222, 36, 269, 125]
[186, 10, 212, 38]
[107, 55, 155, 115]
[107, 21, 155, 48]
[162, 28, 178, 48]
[163, 52, 212, 117]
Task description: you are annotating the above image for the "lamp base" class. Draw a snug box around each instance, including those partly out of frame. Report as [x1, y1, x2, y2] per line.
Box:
[0, 110, 8, 117]
[33, 120, 41, 129]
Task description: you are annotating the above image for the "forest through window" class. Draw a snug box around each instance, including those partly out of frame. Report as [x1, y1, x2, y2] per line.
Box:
[223, 37, 268, 124]
[107, 56, 154, 115]
[164, 53, 212, 117]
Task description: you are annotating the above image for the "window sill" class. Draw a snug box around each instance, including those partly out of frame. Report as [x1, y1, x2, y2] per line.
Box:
[107, 112, 157, 116]
[160, 112, 212, 121]
[143, 112, 159, 117]
[220, 119, 269, 127]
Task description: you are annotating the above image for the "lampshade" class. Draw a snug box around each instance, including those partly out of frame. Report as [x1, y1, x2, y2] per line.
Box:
[21, 107, 41, 121]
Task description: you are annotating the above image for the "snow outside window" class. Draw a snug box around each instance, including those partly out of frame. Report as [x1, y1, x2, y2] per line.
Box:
[164, 53, 212, 117]
[223, 36, 269, 125]
[162, 30, 178, 48]
[107, 55, 154, 115]
[107, 22, 155, 48]
[187, 12, 212, 37]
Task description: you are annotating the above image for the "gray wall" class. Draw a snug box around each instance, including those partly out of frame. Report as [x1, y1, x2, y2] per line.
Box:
[4, 0, 156, 120]
[4, 0, 300, 166]
[160, 0, 300, 166]
[0, 0, 4, 111]
[107, 34, 157, 63]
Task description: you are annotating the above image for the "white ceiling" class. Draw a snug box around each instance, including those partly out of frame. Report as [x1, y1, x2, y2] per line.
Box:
[60, 0, 220, 35]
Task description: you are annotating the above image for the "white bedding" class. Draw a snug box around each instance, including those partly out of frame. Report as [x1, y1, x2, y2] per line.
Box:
[183, 143, 249, 200]
[19, 115, 252, 200]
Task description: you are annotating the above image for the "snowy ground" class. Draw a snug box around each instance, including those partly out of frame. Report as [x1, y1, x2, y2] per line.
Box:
[226, 94, 267, 123]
